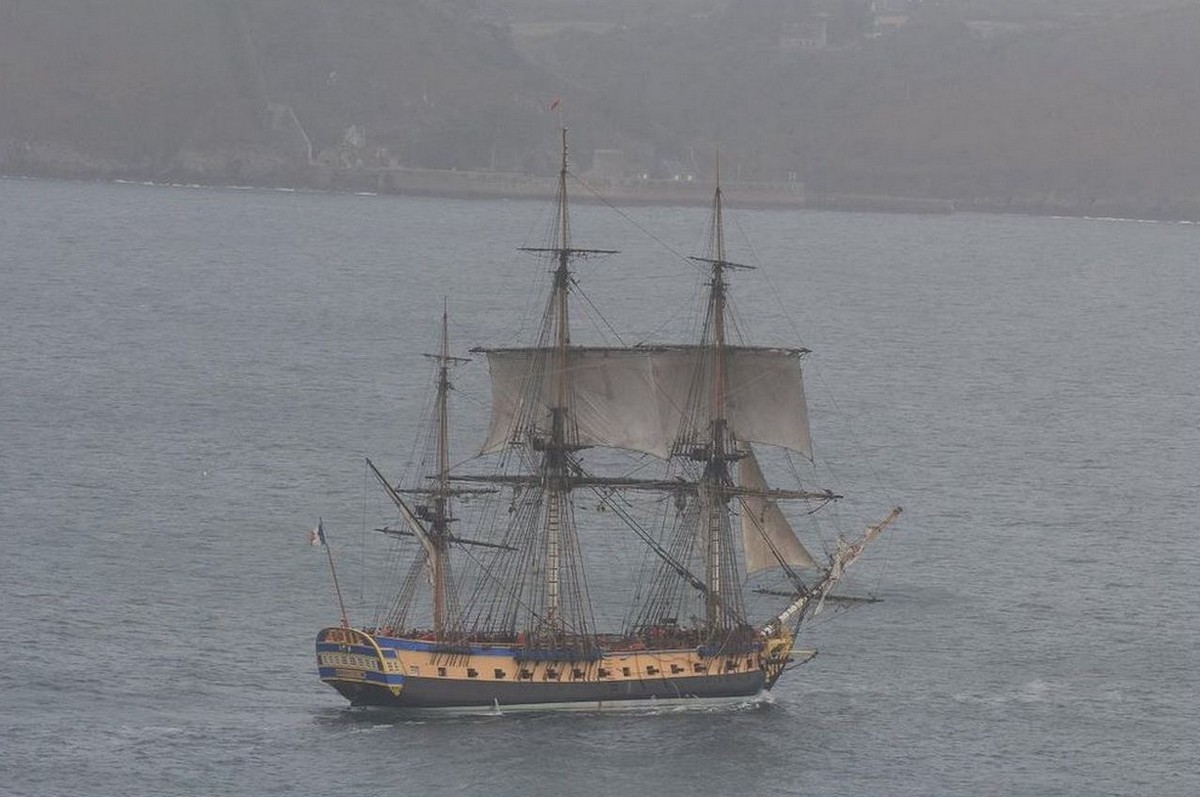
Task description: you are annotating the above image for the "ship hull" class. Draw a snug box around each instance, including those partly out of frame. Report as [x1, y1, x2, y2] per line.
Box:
[325, 672, 766, 712]
[317, 627, 768, 713]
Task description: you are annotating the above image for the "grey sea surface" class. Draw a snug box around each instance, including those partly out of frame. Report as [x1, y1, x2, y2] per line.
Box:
[1, 177, 1197, 796]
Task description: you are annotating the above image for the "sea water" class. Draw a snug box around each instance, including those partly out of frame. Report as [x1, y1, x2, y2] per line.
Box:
[0, 177, 1196, 796]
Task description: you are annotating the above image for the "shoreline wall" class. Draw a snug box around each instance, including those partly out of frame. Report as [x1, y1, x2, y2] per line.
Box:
[7, 141, 1200, 221]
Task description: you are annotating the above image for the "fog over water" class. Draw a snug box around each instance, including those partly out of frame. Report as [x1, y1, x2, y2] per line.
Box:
[2, 5, 1198, 795]
[1, 177, 1196, 794]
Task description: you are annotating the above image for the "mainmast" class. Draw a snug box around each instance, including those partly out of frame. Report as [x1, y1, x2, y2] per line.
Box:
[462, 129, 617, 649]
[705, 171, 730, 633]
[514, 128, 615, 641]
[545, 127, 573, 629]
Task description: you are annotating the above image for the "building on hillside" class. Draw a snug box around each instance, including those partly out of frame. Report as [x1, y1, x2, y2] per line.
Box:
[965, 20, 1032, 39]
[780, 15, 829, 51]
[872, 0, 915, 12]
[872, 15, 910, 36]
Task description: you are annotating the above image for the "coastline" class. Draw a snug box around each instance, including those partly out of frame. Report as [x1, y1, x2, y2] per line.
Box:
[5, 158, 1199, 222]
[0, 154, 952, 215]
[0, 161, 959, 216]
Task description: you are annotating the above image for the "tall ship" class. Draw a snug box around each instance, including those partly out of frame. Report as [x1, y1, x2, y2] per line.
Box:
[315, 131, 901, 712]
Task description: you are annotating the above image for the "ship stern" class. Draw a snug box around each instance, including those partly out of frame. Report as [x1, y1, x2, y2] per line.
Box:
[315, 627, 406, 706]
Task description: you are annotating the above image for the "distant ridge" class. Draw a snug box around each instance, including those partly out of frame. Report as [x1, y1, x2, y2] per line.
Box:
[2, 1, 1198, 220]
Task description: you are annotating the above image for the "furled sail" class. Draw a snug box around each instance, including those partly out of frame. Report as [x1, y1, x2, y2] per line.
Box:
[738, 449, 817, 573]
[480, 345, 812, 459]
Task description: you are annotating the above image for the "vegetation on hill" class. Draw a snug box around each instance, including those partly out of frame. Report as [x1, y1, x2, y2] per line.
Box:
[1, 0, 1197, 217]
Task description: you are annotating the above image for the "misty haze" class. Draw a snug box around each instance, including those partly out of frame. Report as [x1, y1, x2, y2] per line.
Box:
[2, 2, 1197, 796]
[2, 0, 1199, 218]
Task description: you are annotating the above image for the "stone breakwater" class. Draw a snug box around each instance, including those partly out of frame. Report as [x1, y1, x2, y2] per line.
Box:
[11, 138, 1200, 220]
[0, 140, 955, 214]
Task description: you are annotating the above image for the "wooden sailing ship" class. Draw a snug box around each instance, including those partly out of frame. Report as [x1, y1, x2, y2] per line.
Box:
[315, 131, 901, 712]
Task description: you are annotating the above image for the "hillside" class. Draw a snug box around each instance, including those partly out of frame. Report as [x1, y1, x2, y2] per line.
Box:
[0, 1, 265, 165]
[1, 0, 1198, 218]
[0, 0, 610, 180]
[530, 2, 1200, 216]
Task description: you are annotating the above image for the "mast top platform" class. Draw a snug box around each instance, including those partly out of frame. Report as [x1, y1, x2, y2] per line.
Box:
[519, 247, 619, 257]
[688, 256, 756, 271]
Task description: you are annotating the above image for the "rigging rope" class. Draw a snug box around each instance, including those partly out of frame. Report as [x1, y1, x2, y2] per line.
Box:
[570, 275, 626, 346]
[728, 211, 901, 595]
[568, 172, 705, 274]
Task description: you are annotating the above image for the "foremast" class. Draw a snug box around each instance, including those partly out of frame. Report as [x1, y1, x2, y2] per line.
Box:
[626, 162, 831, 646]
[689, 161, 755, 641]
[667, 162, 899, 663]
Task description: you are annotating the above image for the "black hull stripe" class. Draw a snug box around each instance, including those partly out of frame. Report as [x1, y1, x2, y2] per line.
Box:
[328, 671, 765, 708]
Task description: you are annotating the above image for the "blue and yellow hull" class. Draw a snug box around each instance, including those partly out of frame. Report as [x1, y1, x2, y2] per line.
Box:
[316, 627, 771, 712]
